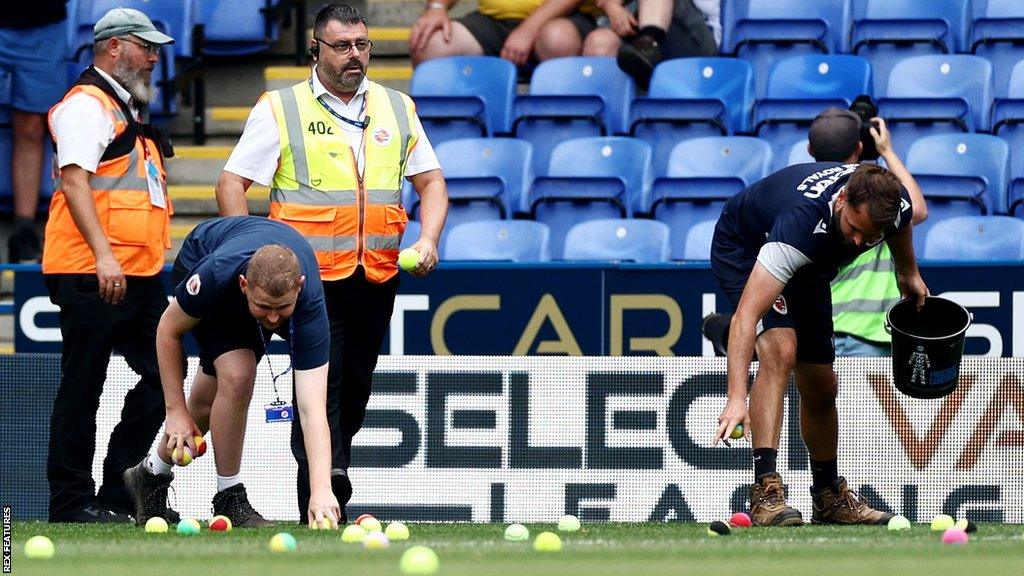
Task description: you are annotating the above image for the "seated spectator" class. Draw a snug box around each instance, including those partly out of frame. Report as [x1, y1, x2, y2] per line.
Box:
[409, 0, 603, 67]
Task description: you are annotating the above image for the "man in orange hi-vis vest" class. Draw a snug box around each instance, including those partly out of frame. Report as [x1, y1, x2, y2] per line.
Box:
[41, 8, 176, 524]
[216, 4, 448, 522]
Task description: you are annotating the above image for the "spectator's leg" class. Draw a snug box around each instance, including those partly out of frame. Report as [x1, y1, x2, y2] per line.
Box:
[410, 21, 485, 65]
[534, 18, 584, 61]
[637, 0, 672, 29]
[9, 110, 45, 262]
[582, 28, 622, 57]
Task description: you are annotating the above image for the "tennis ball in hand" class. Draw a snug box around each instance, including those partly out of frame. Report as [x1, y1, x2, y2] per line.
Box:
[557, 514, 580, 532]
[400, 546, 439, 575]
[209, 515, 232, 532]
[730, 424, 745, 439]
[24, 535, 55, 560]
[504, 523, 529, 541]
[176, 518, 201, 535]
[931, 514, 955, 531]
[398, 248, 420, 271]
[269, 532, 298, 553]
[171, 446, 192, 466]
[385, 521, 410, 541]
[887, 515, 912, 531]
[533, 531, 562, 552]
[145, 517, 168, 533]
[193, 436, 207, 457]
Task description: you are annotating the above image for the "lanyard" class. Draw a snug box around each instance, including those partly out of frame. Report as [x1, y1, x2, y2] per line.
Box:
[257, 318, 294, 404]
[308, 75, 369, 130]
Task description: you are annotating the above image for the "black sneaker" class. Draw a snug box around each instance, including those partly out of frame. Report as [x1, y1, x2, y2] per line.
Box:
[122, 459, 175, 526]
[212, 484, 273, 528]
[61, 504, 132, 524]
[7, 225, 41, 263]
[617, 34, 663, 90]
[701, 313, 732, 357]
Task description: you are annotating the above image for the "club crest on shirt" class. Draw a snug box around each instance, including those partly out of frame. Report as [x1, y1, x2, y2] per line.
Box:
[372, 127, 392, 146]
[186, 274, 201, 296]
[772, 295, 788, 315]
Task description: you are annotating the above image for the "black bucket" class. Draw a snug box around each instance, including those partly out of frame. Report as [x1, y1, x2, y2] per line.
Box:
[886, 296, 972, 399]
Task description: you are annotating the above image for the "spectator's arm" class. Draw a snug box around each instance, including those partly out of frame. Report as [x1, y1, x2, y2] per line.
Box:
[871, 117, 927, 225]
[502, 0, 584, 65]
[410, 0, 458, 51]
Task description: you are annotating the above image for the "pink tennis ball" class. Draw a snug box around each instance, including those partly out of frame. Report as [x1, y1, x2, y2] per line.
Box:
[941, 528, 969, 545]
[730, 512, 752, 528]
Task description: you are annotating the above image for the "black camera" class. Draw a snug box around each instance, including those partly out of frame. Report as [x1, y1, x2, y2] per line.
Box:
[849, 95, 879, 162]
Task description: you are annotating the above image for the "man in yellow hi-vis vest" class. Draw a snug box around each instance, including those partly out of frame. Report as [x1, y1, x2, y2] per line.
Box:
[216, 3, 448, 523]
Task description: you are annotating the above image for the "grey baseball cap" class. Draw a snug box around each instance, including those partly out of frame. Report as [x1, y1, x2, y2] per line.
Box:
[94, 8, 175, 44]
[808, 107, 862, 162]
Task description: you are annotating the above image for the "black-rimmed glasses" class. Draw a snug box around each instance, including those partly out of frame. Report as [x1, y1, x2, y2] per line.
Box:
[314, 37, 373, 54]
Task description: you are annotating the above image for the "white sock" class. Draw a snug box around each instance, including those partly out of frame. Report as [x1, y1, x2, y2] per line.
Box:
[146, 453, 173, 476]
[217, 473, 242, 492]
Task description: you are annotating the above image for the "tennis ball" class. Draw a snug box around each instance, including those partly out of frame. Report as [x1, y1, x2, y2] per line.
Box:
[941, 528, 969, 545]
[504, 523, 530, 541]
[707, 521, 731, 537]
[209, 515, 232, 532]
[385, 521, 410, 541]
[171, 446, 192, 466]
[269, 532, 298, 553]
[557, 514, 580, 532]
[145, 517, 168, 533]
[310, 516, 335, 530]
[533, 531, 562, 552]
[23, 535, 55, 560]
[363, 530, 390, 550]
[176, 518, 201, 535]
[400, 546, 440, 575]
[729, 512, 752, 528]
[954, 519, 977, 534]
[193, 436, 207, 457]
[341, 524, 368, 543]
[888, 515, 912, 531]
[931, 514, 955, 531]
[398, 248, 420, 271]
[730, 424, 745, 439]
[358, 516, 382, 532]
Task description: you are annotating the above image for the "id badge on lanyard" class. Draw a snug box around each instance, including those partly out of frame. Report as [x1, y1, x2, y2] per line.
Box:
[143, 143, 166, 209]
[260, 321, 294, 423]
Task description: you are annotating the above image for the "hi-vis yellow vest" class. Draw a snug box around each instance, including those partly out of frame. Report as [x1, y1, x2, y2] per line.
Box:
[831, 243, 900, 344]
[265, 80, 416, 282]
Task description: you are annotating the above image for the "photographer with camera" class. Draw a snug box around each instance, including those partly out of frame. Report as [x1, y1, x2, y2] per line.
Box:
[702, 99, 927, 356]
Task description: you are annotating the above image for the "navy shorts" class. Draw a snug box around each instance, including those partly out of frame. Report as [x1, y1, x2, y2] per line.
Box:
[0, 21, 68, 113]
[711, 228, 836, 365]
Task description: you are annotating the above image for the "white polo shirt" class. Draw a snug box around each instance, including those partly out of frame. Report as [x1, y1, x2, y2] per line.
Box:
[50, 67, 141, 172]
[223, 67, 440, 186]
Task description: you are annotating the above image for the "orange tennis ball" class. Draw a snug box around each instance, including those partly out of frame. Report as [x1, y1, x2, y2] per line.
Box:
[193, 436, 207, 457]
[209, 515, 233, 532]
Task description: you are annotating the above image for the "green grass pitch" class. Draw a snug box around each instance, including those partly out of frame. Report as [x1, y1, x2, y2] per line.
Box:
[9, 521, 1024, 576]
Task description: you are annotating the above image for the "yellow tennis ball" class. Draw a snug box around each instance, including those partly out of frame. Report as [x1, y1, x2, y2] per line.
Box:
[399, 546, 439, 575]
[363, 530, 390, 550]
[171, 446, 192, 466]
[145, 517, 168, 533]
[398, 248, 420, 271]
[385, 521, 410, 541]
[269, 532, 298, 553]
[341, 524, 367, 543]
[931, 514, 955, 531]
[358, 516, 382, 532]
[533, 531, 562, 552]
[24, 535, 55, 560]
[730, 424, 745, 439]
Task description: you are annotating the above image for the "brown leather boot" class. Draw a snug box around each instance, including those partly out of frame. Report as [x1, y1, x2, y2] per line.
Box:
[811, 477, 894, 525]
[750, 472, 804, 526]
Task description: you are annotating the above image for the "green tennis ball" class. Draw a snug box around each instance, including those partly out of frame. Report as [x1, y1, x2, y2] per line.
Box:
[931, 514, 955, 531]
[888, 515, 911, 531]
[533, 531, 562, 552]
[707, 521, 731, 537]
[385, 521, 410, 541]
[730, 424, 745, 440]
[268, 532, 297, 553]
[557, 514, 580, 532]
[398, 248, 420, 271]
[504, 523, 529, 541]
[24, 535, 55, 560]
[400, 546, 439, 575]
[176, 518, 201, 535]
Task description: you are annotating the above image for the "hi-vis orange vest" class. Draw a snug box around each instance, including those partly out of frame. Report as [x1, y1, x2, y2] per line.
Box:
[265, 80, 417, 283]
[42, 69, 171, 276]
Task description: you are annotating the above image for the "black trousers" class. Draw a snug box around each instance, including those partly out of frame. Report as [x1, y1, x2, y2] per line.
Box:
[291, 267, 399, 519]
[44, 273, 169, 520]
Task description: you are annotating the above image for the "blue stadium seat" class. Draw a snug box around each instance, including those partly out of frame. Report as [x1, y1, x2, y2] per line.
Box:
[853, 0, 972, 95]
[410, 57, 517, 146]
[722, 0, 853, 98]
[923, 215, 1024, 260]
[630, 57, 754, 175]
[562, 219, 670, 263]
[513, 57, 635, 175]
[649, 136, 771, 259]
[401, 220, 421, 250]
[196, 0, 284, 56]
[530, 137, 651, 258]
[682, 219, 718, 261]
[443, 220, 551, 262]
[992, 59, 1024, 210]
[971, 0, 1024, 96]
[755, 55, 873, 171]
[906, 134, 1010, 252]
[788, 139, 815, 165]
[424, 138, 531, 225]
[878, 55, 994, 158]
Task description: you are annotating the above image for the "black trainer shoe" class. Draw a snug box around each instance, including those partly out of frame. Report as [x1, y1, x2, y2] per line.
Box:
[617, 34, 663, 90]
[122, 459, 175, 526]
[59, 504, 132, 524]
[701, 313, 732, 357]
[7, 225, 41, 263]
[212, 484, 274, 528]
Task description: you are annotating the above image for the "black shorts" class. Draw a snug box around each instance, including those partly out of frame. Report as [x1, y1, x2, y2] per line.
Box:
[711, 230, 836, 365]
[458, 10, 598, 57]
[172, 256, 270, 377]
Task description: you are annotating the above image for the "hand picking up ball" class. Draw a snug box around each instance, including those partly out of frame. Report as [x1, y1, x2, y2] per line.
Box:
[398, 248, 420, 272]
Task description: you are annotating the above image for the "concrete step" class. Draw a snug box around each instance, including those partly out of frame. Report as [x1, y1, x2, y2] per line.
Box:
[169, 184, 270, 216]
[167, 144, 233, 186]
[265, 62, 413, 94]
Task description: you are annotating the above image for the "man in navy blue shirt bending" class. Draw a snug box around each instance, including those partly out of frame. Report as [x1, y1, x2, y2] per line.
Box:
[711, 163, 927, 526]
[123, 216, 340, 529]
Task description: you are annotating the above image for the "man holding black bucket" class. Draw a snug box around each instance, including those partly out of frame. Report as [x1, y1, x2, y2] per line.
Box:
[709, 162, 928, 526]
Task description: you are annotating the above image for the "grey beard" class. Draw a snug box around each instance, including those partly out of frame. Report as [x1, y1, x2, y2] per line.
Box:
[111, 60, 153, 106]
[323, 64, 365, 93]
